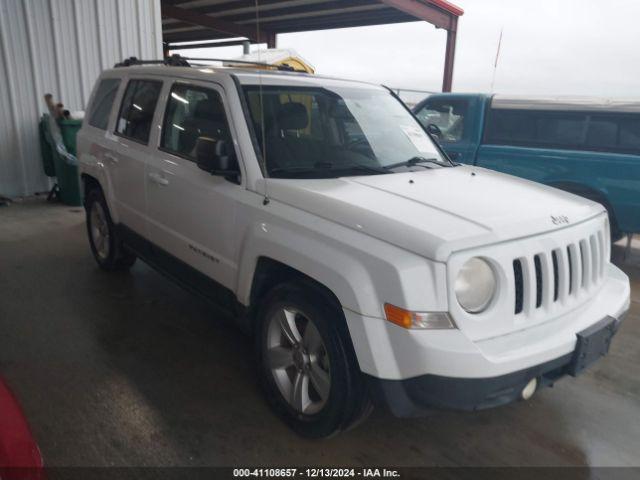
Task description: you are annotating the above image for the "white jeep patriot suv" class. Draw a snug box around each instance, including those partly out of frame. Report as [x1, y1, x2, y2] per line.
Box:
[77, 56, 630, 438]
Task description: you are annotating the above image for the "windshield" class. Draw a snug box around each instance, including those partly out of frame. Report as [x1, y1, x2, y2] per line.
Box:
[242, 85, 451, 179]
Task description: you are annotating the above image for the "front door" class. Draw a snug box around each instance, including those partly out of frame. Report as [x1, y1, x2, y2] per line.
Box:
[145, 81, 243, 291]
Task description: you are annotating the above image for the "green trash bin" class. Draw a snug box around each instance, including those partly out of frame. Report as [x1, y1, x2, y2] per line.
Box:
[40, 114, 83, 206]
[59, 119, 82, 156]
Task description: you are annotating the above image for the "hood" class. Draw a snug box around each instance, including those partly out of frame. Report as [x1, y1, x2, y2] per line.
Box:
[265, 166, 605, 262]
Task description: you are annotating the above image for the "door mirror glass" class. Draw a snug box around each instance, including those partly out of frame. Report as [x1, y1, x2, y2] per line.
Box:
[195, 138, 239, 178]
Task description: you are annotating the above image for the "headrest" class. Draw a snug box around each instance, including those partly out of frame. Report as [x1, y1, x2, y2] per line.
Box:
[329, 102, 353, 119]
[194, 98, 224, 120]
[194, 136, 216, 159]
[277, 102, 308, 130]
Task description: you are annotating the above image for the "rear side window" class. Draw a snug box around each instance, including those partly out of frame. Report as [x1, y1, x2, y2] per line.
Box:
[88, 79, 120, 130]
[619, 119, 640, 151]
[484, 109, 588, 149]
[535, 113, 587, 147]
[486, 108, 640, 154]
[585, 117, 618, 149]
[415, 99, 468, 142]
[484, 110, 536, 144]
[116, 79, 162, 144]
[160, 84, 233, 160]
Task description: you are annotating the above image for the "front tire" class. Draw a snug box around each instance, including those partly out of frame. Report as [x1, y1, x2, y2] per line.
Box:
[85, 188, 136, 271]
[256, 282, 371, 438]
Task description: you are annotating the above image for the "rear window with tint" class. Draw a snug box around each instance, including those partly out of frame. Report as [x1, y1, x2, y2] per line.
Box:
[116, 79, 163, 144]
[88, 79, 120, 130]
[484, 109, 640, 155]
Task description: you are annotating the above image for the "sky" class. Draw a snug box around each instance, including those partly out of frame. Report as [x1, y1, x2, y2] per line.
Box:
[172, 0, 640, 99]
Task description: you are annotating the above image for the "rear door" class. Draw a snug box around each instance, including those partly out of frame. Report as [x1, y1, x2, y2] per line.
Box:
[78, 76, 122, 202]
[107, 78, 163, 235]
[413, 95, 481, 164]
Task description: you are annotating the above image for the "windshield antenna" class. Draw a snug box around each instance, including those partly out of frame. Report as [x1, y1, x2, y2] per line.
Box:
[254, 0, 270, 206]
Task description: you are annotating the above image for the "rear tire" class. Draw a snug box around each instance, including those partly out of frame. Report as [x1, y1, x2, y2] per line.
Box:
[255, 282, 371, 438]
[85, 188, 136, 271]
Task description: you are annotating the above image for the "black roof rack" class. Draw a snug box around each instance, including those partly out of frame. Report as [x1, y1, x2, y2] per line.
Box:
[114, 54, 191, 68]
[114, 53, 300, 72]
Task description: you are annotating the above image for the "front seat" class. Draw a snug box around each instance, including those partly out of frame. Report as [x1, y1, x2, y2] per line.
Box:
[265, 102, 314, 171]
[180, 98, 229, 156]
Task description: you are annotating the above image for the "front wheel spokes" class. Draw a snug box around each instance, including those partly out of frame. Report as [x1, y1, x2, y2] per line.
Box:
[291, 370, 311, 413]
[308, 361, 330, 402]
[268, 346, 294, 370]
[279, 308, 302, 345]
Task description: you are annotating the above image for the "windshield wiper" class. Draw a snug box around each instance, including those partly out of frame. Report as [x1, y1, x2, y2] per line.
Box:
[384, 156, 447, 170]
[269, 162, 389, 177]
[337, 163, 389, 175]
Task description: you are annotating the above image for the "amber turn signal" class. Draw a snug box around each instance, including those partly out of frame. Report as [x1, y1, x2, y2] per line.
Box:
[384, 303, 456, 330]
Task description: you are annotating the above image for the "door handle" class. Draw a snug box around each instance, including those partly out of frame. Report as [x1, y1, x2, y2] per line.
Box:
[148, 172, 169, 186]
[104, 153, 118, 164]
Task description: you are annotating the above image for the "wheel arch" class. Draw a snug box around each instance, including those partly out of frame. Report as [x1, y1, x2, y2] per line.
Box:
[80, 172, 120, 224]
[249, 257, 343, 313]
[81, 173, 102, 202]
[248, 255, 365, 376]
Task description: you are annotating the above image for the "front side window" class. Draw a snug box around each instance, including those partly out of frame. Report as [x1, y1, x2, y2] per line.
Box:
[161, 84, 233, 160]
[415, 99, 468, 143]
[89, 78, 121, 130]
[116, 79, 162, 144]
[243, 85, 449, 179]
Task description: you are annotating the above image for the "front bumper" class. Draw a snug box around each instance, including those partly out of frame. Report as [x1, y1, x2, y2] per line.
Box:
[344, 264, 630, 381]
[367, 313, 626, 417]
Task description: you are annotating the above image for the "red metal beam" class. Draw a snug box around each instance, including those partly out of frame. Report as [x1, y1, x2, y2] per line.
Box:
[428, 0, 464, 17]
[442, 17, 457, 92]
[162, 4, 270, 43]
[266, 31, 277, 49]
[379, 0, 456, 30]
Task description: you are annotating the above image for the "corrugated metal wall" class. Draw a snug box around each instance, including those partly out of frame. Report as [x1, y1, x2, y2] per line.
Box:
[0, 0, 163, 198]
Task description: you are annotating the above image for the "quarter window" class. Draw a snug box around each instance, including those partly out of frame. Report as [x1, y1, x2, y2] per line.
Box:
[161, 84, 232, 160]
[116, 80, 162, 144]
[88, 79, 120, 130]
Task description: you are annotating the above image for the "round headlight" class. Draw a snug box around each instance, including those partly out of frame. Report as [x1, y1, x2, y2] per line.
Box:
[455, 257, 497, 313]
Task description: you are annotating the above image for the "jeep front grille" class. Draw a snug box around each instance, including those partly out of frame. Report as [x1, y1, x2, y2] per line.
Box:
[512, 229, 607, 315]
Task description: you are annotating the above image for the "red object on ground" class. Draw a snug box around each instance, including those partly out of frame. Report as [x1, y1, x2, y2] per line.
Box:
[0, 378, 45, 480]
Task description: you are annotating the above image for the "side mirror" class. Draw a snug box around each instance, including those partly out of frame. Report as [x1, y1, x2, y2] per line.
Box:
[195, 137, 240, 181]
[426, 123, 443, 139]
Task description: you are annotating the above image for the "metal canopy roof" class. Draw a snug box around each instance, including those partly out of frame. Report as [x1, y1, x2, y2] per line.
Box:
[161, 0, 464, 91]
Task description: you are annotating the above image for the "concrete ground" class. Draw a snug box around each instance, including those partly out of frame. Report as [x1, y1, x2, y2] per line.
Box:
[0, 197, 638, 467]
